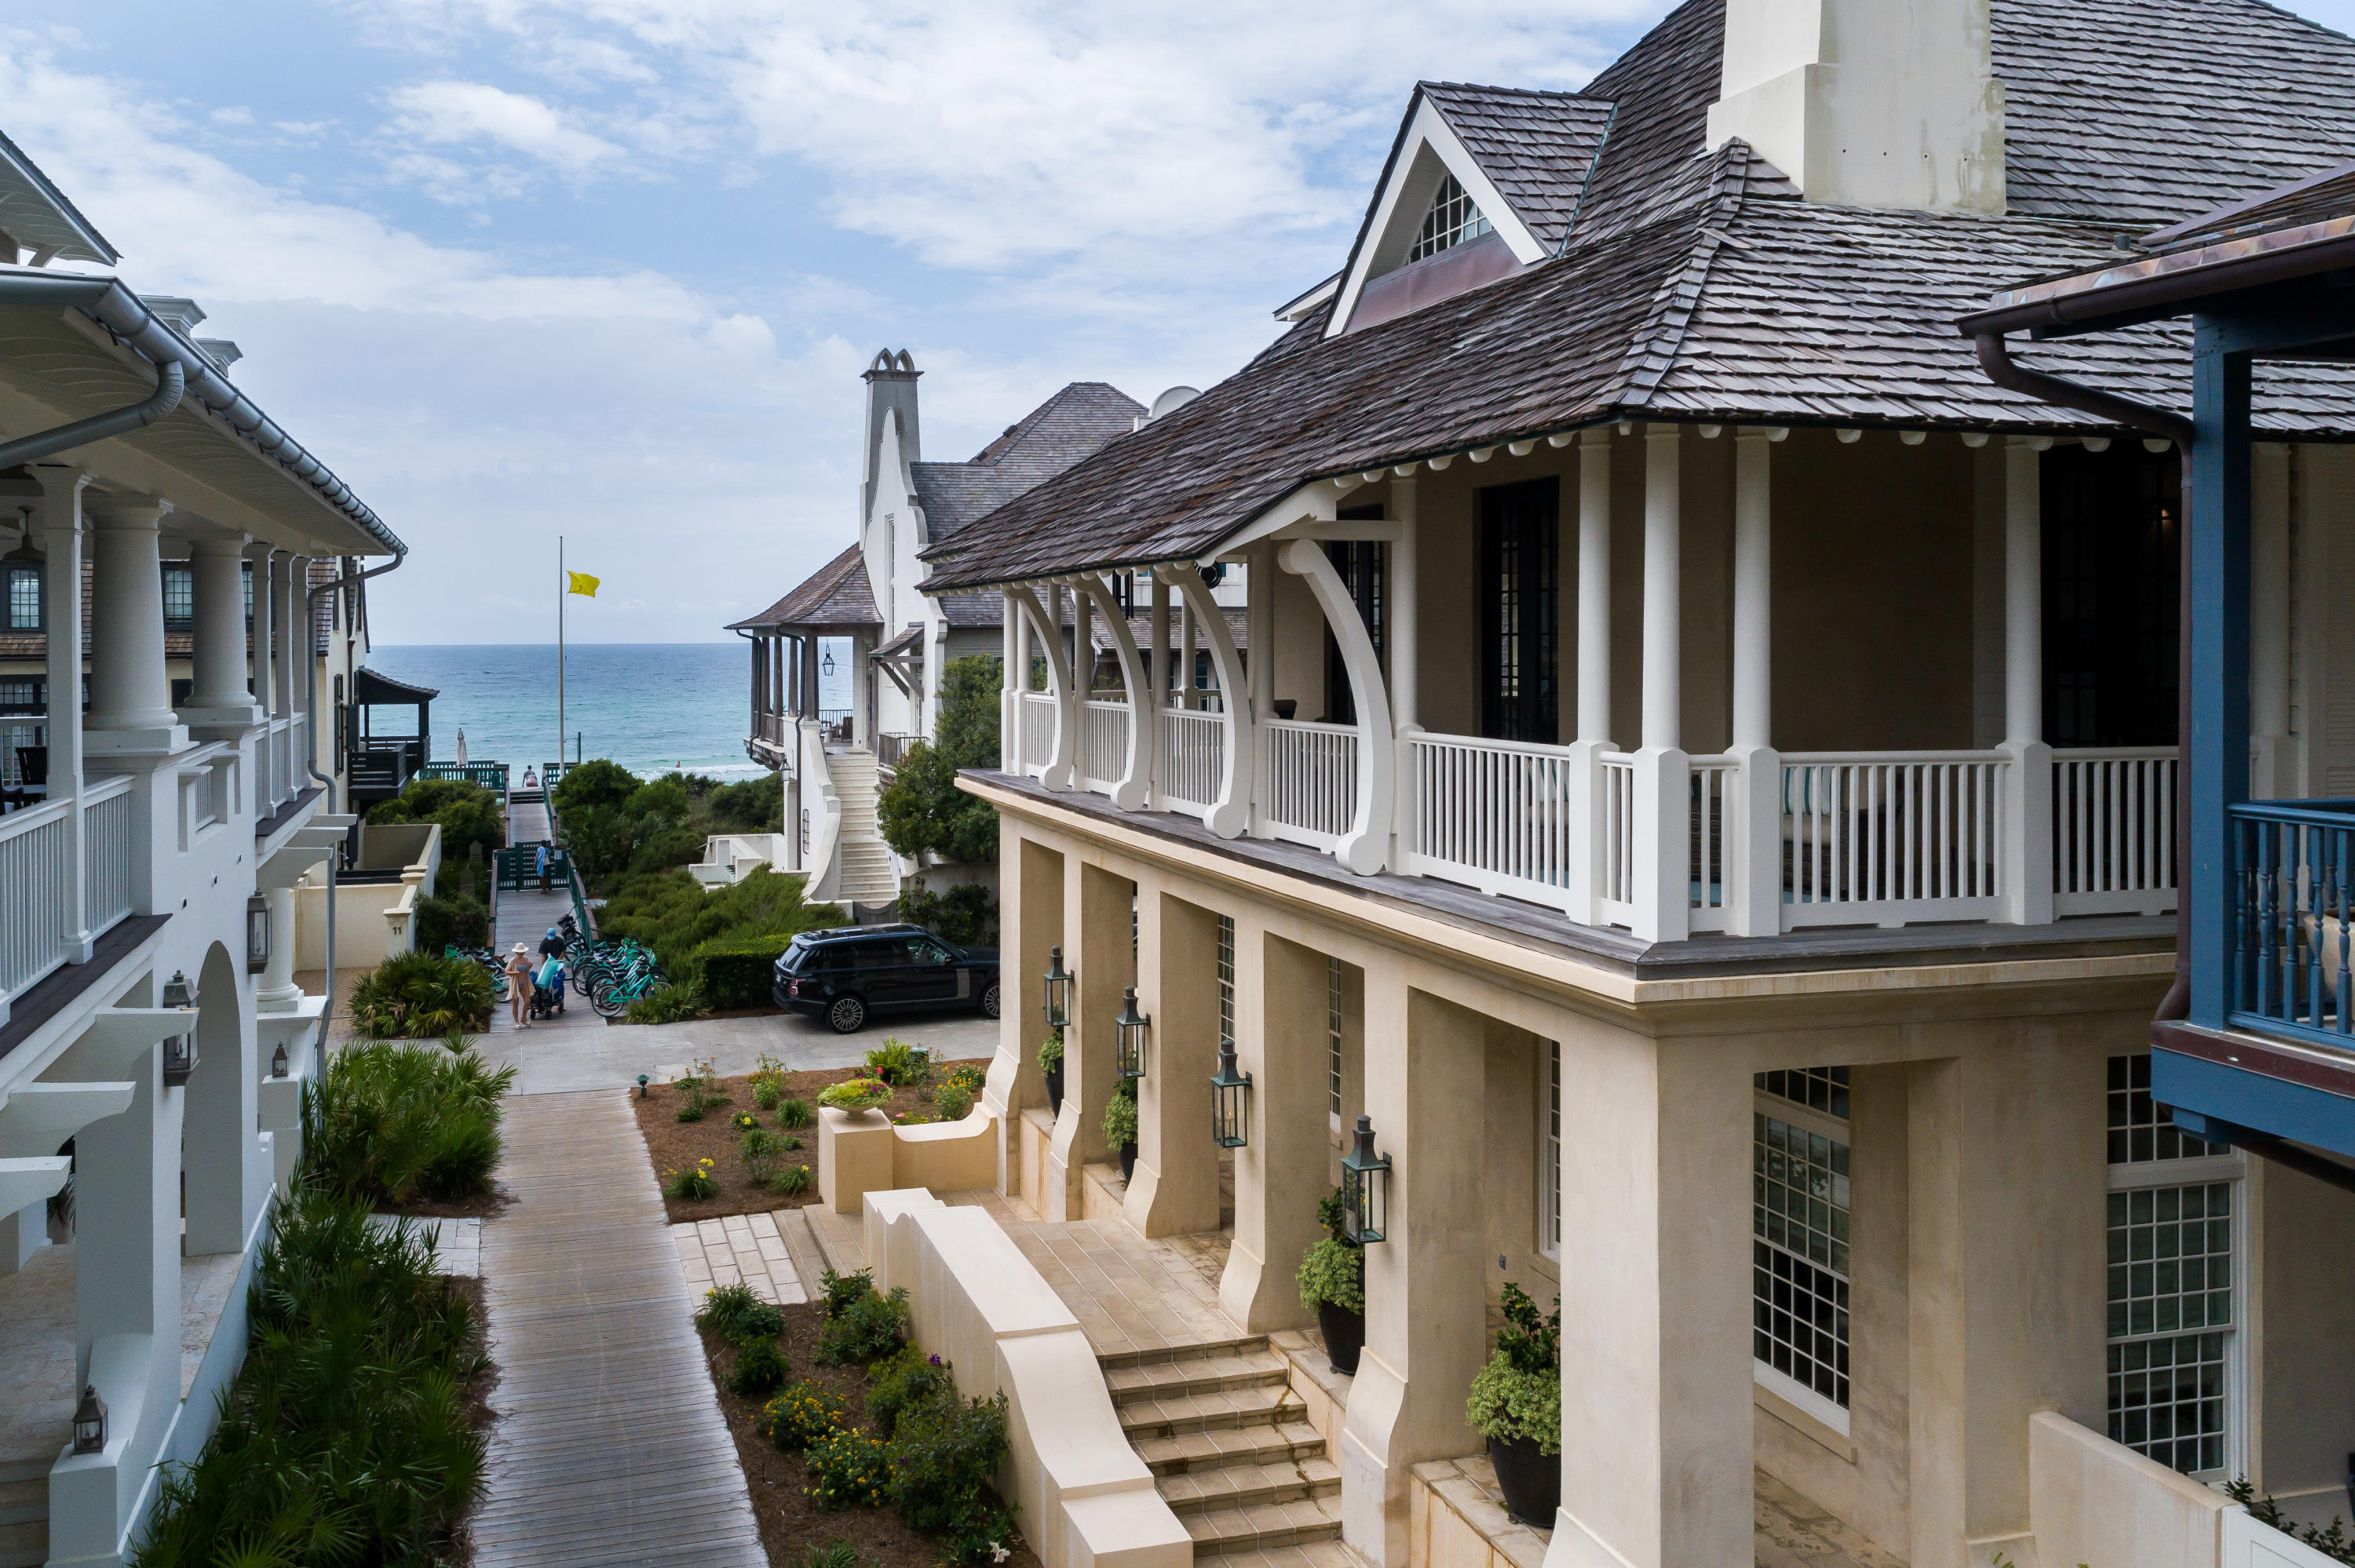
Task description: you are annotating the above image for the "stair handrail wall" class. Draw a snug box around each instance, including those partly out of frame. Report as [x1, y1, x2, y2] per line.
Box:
[801, 718, 845, 903]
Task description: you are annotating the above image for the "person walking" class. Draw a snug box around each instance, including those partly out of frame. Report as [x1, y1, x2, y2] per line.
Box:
[506, 943, 533, 1028]
[535, 841, 550, 893]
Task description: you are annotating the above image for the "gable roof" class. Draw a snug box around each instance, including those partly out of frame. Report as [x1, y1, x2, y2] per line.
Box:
[909, 381, 1144, 540]
[0, 129, 116, 266]
[920, 0, 2355, 596]
[1417, 84, 1617, 255]
[726, 543, 880, 632]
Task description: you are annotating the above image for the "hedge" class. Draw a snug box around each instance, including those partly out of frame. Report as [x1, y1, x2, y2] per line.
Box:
[689, 932, 797, 1009]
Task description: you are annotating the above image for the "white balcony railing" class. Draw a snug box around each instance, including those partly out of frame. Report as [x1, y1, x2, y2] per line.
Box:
[1781, 751, 2007, 926]
[1079, 701, 1130, 792]
[84, 775, 133, 930]
[1397, 731, 1588, 909]
[1262, 719, 1357, 849]
[1160, 708, 1223, 814]
[1689, 755, 1736, 933]
[0, 797, 73, 1001]
[1020, 691, 1056, 775]
[2052, 746, 2178, 916]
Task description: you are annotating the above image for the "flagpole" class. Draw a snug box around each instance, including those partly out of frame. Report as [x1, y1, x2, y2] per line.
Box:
[558, 534, 565, 788]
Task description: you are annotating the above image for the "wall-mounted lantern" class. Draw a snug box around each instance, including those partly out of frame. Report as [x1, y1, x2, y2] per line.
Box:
[160, 970, 199, 1087]
[72, 1384, 106, 1454]
[271, 1041, 289, 1080]
[1042, 946, 1072, 1031]
[246, 894, 271, 974]
[1340, 1114, 1392, 1245]
[1210, 1039, 1252, 1149]
[1113, 986, 1149, 1081]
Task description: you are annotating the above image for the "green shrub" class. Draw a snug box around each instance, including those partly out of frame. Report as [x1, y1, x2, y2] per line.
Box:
[783, 1135, 804, 1152]
[787, 1544, 860, 1568]
[758, 1380, 851, 1452]
[303, 1041, 513, 1205]
[691, 932, 798, 1009]
[2225, 1480, 2355, 1564]
[778, 1096, 812, 1129]
[819, 1267, 874, 1320]
[130, 1189, 486, 1566]
[626, 981, 709, 1025]
[739, 1128, 782, 1183]
[1101, 1082, 1138, 1148]
[1296, 1238, 1363, 1315]
[818, 1285, 911, 1366]
[698, 1282, 785, 1344]
[415, 892, 488, 954]
[898, 878, 997, 947]
[876, 656, 1002, 864]
[598, 863, 842, 974]
[1037, 1031, 1063, 1074]
[550, 757, 639, 815]
[675, 1100, 706, 1124]
[349, 951, 495, 1038]
[864, 1037, 930, 1087]
[368, 775, 505, 862]
[818, 1078, 892, 1113]
[753, 1079, 782, 1110]
[705, 775, 785, 832]
[1466, 1283, 1563, 1455]
[663, 1160, 718, 1200]
[805, 1424, 893, 1511]
[772, 1163, 813, 1196]
[935, 1082, 973, 1121]
[728, 1340, 791, 1397]
[888, 1390, 1017, 1561]
[867, 1347, 957, 1439]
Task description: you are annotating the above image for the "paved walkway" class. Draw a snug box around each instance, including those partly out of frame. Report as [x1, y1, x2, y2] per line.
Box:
[473, 1090, 764, 1568]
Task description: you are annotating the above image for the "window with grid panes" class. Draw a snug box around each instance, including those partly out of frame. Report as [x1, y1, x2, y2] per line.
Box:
[1754, 1112, 1850, 1418]
[1408, 173, 1492, 262]
[2105, 1051, 2240, 1477]
[1327, 957, 1343, 1129]
[162, 564, 193, 625]
[1756, 1066, 1850, 1118]
[7, 566, 39, 631]
[1541, 1040, 1561, 1260]
[1217, 916, 1234, 1052]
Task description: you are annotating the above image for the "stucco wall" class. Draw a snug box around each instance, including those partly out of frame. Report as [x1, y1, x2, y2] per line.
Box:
[2258, 1160, 2355, 1502]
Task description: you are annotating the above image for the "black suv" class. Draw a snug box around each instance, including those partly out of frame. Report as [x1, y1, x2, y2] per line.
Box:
[773, 924, 1001, 1034]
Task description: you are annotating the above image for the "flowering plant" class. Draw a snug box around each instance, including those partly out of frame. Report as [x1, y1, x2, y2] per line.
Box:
[818, 1078, 893, 1113]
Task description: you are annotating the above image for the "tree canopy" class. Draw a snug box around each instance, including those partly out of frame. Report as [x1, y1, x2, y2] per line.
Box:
[877, 655, 1001, 865]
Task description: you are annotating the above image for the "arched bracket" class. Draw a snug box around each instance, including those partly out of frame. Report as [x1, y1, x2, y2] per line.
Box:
[1157, 565, 1252, 839]
[1007, 582, 1077, 791]
[1076, 574, 1152, 809]
[1277, 539, 1394, 874]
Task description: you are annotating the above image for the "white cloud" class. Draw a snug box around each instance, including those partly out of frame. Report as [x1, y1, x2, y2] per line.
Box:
[210, 105, 254, 126]
[386, 78, 625, 174]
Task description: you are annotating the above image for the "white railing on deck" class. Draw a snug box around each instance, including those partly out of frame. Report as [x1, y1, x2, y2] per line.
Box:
[0, 797, 73, 1001]
[290, 714, 309, 797]
[1597, 751, 1638, 924]
[1689, 755, 1735, 932]
[1397, 731, 1584, 910]
[1079, 700, 1130, 792]
[84, 775, 133, 930]
[1019, 692, 1056, 775]
[1159, 708, 1224, 814]
[2052, 746, 2178, 915]
[1263, 719, 1357, 848]
[1781, 752, 2006, 926]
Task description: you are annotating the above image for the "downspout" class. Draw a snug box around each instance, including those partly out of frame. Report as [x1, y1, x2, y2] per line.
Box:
[0, 356, 182, 467]
[308, 549, 409, 1064]
[1972, 331, 2198, 1023]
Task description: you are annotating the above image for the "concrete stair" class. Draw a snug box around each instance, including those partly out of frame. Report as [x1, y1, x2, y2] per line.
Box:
[1102, 1337, 1346, 1562]
[0, 1460, 49, 1568]
[824, 749, 900, 906]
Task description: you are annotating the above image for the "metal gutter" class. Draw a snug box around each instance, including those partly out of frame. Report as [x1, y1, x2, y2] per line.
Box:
[0, 271, 403, 555]
[1958, 223, 2355, 341]
[0, 355, 181, 469]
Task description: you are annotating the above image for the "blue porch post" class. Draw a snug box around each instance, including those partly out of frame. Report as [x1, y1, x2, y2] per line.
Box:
[2187, 323, 2251, 1030]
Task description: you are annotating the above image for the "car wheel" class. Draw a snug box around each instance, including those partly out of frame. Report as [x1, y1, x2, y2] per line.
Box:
[827, 994, 868, 1034]
[979, 980, 1001, 1019]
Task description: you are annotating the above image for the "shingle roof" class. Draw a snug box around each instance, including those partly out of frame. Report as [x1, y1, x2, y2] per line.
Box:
[1419, 84, 1616, 253]
[911, 381, 1144, 540]
[919, 0, 2355, 595]
[726, 544, 880, 632]
[2141, 159, 2355, 251]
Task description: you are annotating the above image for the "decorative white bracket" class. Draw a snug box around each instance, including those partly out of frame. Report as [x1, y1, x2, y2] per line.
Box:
[1157, 566, 1253, 839]
[1076, 574, 1153, 810]
[1007, 583, 1078, 792]
[1276, 540, 1394, 875]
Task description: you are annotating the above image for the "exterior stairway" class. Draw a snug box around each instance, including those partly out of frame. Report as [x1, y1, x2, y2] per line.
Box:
[1103, 1335, 1347, 1563]
[823, 747, 900, 907]
[0, 1460, 47, 1568]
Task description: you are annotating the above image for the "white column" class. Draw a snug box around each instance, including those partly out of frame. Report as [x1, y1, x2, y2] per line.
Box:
[1390, 476, 1418, 731]
[1729, 428, 1784, 935]
[1000, 589, 1018, 771]
[1148, 574, 1169, 808]
[2252, 443, 2292, 799]
[1633, 425, 1689, 943]
[1179, 591, 1196, 710]
[2001, 436, 2054, 924]
[1247, 549, 1272, 837]
[84, 495, 185, 753]
[248, 545, 274, 812]
[257, 884, 301, 1012]
[290, 553, 312, 775]
[184, 536, 259, 722]
[272, 550, 295, 720]
[35, 469, 91, 964]
[1564, 431, 1612, 926]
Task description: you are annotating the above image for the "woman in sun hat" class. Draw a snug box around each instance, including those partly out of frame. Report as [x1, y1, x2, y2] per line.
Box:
[505, 943, 534, 1028]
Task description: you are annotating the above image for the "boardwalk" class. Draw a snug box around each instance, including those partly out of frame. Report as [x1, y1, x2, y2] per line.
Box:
[472, 1091, 765, 1568]
[491, 790, 597, 1036]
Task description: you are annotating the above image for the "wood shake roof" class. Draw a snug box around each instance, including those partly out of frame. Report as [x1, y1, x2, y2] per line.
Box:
[918, 0, 2355, 594]
[725, 543, 878, 632]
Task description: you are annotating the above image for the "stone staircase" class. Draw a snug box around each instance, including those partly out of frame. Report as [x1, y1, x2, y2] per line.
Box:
[1103, 1336, 1348, 1564]
[0, 1459, 48, 1568]
[824, 748, 900, 906]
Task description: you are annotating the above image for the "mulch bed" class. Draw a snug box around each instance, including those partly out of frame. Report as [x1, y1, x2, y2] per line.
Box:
[633, 1061, 991, 1225]
[699, 1300, 1042, 1568]
[376, 1183, 515, 1222]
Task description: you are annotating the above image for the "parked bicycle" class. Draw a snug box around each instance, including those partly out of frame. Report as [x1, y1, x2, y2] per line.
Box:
[586, 940, 669, 1019]
[444, 943, 510, 1001]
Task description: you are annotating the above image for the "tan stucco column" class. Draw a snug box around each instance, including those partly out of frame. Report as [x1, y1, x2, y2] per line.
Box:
[1043, 858, 1131, 1220]
[1218, 924, 1327, 1331]
[983, 830, 1060, 1194]
[1339, 979, 1488, 1568]
[1126, 886, 1221, 1237]
[1542, 1030, 1753, 1568]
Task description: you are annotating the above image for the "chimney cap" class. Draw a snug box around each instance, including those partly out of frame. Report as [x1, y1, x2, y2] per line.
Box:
[865, 348, 918, 377]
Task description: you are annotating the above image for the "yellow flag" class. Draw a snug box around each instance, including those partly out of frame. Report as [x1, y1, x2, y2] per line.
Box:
[567, 571, 599, 598]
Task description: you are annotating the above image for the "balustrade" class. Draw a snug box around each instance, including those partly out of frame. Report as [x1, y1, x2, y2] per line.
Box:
[1689, 756, 1735, 932]
[2053, 747, 2178, 915]
[2229, 800, 2355, 1050]
[0, 797, 73, 1000]
[83, 776, 133, 930]
[1019, 691, 1057, 775]
[1780, 752, 2007, 926]
[1159, 707, 1224, 813]
[1395, 731, 1590, 910]
[1261, 719, 1357, 848]
[1079, 701, 1130, 791]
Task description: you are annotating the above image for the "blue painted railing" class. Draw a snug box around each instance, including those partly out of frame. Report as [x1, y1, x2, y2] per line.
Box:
[419, 760, 509, 793]
[2228, 799, 2355, 1051]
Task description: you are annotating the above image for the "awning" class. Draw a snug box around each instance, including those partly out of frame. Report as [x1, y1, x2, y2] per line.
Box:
[352, 666, 437, 706]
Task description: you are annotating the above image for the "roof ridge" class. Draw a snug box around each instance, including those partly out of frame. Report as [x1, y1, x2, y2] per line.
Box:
[1418, 78, 1601, 102]
[1611, 142, 1753, 413]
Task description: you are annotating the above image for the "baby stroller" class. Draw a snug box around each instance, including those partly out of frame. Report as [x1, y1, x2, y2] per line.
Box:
[529, 954, 567, 1019]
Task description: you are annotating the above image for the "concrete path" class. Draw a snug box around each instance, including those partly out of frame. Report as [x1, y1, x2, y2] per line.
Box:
[472, 1091, 764, 1568]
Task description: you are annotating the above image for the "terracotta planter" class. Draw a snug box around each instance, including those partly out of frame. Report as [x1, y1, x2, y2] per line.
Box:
[1316, 1302, 1364, 1376]
[1045, 1064, 1064, 1114]
[1487, 1434, 1558, 1527]
[1119, 1140, 1137, 1182]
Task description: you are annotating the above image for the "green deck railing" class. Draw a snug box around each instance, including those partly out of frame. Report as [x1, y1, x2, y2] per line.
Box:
[421, 760, 510, 793]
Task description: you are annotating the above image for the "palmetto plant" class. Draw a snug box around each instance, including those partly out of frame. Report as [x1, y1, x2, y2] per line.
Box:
[349, 950, 495, 1039]
[302, 1041, 516, 1206]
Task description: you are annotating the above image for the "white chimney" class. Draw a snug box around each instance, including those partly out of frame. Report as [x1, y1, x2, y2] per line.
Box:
[1705, 0, 2006, 214]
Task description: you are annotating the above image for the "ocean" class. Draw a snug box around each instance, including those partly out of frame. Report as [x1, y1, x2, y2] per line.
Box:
[363, 644, 854, 782]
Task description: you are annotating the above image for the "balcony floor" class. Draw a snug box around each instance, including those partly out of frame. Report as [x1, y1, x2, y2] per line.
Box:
[966, 771, 2175, 982]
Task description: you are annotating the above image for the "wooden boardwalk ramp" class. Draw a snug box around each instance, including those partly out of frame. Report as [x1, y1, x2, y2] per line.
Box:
[473, 1091, 765, 1568]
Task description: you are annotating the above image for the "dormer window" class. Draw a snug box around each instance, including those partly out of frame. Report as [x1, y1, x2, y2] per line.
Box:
[1408, 174, 1492, 263]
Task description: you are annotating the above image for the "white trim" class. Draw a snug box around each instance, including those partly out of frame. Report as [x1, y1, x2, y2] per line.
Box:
[2107, 1152, 2245, 1191]
[1324, 98, 1547, 341]
[1754, 1092, 1849, 1147]
[1754, 1362, 1850, 1438]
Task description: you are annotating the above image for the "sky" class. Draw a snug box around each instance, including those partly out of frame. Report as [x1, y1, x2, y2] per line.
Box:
[11, 0, 2355, 644]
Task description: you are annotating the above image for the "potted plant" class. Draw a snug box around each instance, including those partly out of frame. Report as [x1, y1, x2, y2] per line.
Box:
[1039, 1030, 1064, 1114]
[1466, 1282, 1561, 1526]
[1102, 1081, 1138, 1180]
[1295, 1189, 1364, 1374]
[816, 1077, 893, 1114]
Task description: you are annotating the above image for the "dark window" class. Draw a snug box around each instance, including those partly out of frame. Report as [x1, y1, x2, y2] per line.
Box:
[1324, 506, 1386, 726]
[162, 564, 193, 625]
[1479, 478, 1559, 743]
[0, 678, 41, 713]
[170, 678, 193, 708]
[2043, 446, 2179, 747]
[6, 566, 40, 632]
